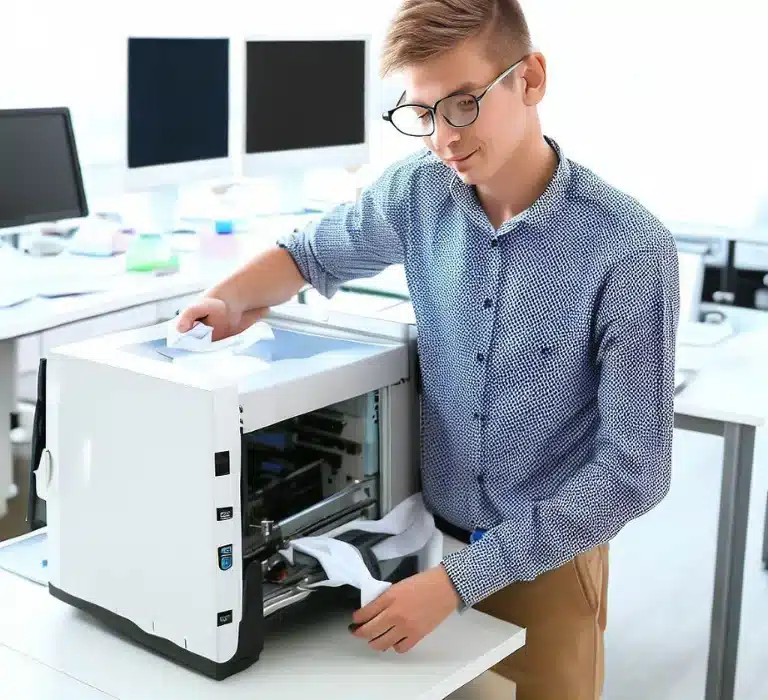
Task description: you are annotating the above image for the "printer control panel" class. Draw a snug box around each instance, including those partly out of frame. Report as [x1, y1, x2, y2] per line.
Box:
[218, 544, 233, 571]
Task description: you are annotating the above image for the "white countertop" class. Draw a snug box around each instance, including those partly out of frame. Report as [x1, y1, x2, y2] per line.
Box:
[673, 328, 768, 426]
[0, 644, 114, 700]
[0, 536, 525, 700]
[0, 240, 268, 341]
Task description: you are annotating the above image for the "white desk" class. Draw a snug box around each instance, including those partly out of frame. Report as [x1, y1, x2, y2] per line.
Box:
[0, 644, 115, 700]
[379, 300, 768, 700]
[0, 534, 525, 700]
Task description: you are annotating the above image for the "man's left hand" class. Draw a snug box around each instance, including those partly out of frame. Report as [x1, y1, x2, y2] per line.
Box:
[350, 565, 461, 653]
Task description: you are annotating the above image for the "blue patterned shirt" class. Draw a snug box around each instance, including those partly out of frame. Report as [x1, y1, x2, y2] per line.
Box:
[279, 137, 679, 608]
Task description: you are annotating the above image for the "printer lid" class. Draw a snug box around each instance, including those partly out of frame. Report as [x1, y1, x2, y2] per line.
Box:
[49, 303, 415, 430]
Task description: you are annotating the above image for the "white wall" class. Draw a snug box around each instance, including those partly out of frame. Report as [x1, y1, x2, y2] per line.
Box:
[3, 0, 766, 230]
[525, 0, 767, 230]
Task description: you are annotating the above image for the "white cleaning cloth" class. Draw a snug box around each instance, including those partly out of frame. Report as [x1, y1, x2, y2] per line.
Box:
[167, 319, 274, 352]
[280, 493, 443, 606]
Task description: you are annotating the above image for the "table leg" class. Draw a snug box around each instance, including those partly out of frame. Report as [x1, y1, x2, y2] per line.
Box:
[0, 340, 16, 519]
[705, 422, 755, 700]
[762, 492, 768, 570]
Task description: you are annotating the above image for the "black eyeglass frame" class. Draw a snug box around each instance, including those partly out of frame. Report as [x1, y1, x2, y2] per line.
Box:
[382, 56, 527, 137]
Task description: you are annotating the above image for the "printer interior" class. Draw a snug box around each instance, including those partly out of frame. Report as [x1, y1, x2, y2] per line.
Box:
[242, 391, 379, 552]
[239, 389, 414, 617]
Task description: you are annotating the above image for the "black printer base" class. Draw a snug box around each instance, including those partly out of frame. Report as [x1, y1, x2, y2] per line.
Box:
[49, 559, 266, 681]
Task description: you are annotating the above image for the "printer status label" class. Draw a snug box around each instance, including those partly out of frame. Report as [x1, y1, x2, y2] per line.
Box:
[216, 507, 233, 521]
[218, 544, 233, 571]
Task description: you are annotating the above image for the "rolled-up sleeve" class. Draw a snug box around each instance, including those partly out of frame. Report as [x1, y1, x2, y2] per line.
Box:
[443, 240, 680, 607]
[278, 158, 413, 298]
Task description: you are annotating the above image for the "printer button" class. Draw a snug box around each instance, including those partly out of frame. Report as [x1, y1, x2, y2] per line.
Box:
[217, 610, 233, 626]
[218, 544, 233, 570]
[216, 507, 234, 521]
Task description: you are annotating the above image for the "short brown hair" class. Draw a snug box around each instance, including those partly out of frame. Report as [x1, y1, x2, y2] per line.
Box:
[381, 0, 533, 77]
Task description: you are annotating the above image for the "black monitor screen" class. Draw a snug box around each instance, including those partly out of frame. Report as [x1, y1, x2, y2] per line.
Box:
[0, 108, 88, 229]
[245, 40, 365, 153]
[128, 37, 229, 168]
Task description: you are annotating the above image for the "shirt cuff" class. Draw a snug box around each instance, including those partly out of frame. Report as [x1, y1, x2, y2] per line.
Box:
[440, 532, 512, 609]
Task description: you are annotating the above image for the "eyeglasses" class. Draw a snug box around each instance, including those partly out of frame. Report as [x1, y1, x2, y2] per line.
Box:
[382, 57, 526, 137]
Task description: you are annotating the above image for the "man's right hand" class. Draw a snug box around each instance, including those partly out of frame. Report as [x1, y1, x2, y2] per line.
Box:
[176, 297, 269, 342]
[174, 246, 307, 341]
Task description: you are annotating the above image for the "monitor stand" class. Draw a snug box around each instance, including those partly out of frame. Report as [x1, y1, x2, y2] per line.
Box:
[144, 185, 180, 234]
[244, 173, 318, 218]
[275, 174, 313, 215]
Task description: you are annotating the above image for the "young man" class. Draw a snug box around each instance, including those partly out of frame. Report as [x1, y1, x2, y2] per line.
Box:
[177, 1, 679, 697]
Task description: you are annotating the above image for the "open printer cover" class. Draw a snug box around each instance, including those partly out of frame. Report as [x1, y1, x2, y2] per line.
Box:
[32, 303, 422, 679]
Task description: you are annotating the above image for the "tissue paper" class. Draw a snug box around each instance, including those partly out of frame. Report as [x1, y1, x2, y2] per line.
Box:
[281, 494, 443, 606]
[166, 319, 274, 352]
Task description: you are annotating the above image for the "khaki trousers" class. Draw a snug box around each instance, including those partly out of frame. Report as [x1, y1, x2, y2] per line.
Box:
[474, 544, 609, 700]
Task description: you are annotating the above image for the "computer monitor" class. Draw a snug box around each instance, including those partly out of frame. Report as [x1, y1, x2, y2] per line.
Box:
[0, 108, 88, 231]
[677, 249, 705, 323]
[242, 36, 370, 212]
[126, 36, 234, 190]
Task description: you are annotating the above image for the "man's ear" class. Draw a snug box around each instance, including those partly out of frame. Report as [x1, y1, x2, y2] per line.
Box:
[522, 53, 547, 106]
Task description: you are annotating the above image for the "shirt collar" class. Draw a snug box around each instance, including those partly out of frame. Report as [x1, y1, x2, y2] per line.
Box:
[447, 136, 571, 239]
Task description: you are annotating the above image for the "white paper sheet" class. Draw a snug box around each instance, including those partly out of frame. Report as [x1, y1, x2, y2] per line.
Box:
[166, 319, 274, 352]
[281, 493, 443, 606]
[167, 320, 212, 349]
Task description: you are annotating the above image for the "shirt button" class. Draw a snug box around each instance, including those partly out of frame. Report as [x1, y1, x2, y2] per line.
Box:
[476, 353, 484, 362]
[473, 412, 480, 420]
[483, 298, 493, 309]
[477, 474, 485, 485]
[490, 239, 498, 248]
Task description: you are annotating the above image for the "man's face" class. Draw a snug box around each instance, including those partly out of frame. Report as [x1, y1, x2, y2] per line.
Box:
[400, 39, 544, 186]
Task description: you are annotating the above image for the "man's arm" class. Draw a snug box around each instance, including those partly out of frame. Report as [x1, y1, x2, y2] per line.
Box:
[441, 241, 680, 608]
[277, 159, 411, 299]
[195, 158, 413, 324]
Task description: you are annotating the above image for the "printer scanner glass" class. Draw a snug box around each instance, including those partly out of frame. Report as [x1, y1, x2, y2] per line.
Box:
[130, 325, 398, 388]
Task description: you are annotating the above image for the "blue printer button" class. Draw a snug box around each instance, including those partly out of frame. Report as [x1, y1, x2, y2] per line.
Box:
[220, 556, 232, 571]
[220, 545, 232, 555]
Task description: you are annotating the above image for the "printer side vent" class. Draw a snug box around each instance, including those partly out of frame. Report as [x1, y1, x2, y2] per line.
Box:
[215, 451, 231, 477]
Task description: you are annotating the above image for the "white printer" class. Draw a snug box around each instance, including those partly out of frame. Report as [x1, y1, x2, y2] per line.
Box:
[28, 303, 422, 679]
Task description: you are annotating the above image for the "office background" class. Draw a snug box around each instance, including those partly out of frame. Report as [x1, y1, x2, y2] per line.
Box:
[1, 1, 768, 699]
[2, 0, 766, 229]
